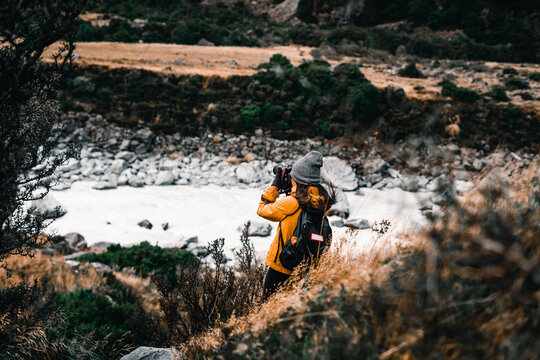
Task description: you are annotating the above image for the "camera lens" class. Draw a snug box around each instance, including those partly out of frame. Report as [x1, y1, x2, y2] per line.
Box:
[272, 165, 281, 175]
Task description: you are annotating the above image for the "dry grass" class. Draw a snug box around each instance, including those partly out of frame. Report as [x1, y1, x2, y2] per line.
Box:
[0, 253, 161, 315]
[41, 42, 540, 109]
[0, 253, 104, 292]
[181, 224, 411, 357]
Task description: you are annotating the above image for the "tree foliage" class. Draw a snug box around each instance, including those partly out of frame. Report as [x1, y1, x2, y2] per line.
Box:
[0, 0, 85, 264]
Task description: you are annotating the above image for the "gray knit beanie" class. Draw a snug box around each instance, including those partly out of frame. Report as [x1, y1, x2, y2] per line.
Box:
[291, 151, 323, 185]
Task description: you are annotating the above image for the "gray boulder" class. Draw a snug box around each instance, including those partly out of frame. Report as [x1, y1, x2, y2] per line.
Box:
[344, 218, 371, 229]
[138, 220, 153, 229]
[120, 347, 183, 360]
[321, 156, 358, 191]
[192, 246, 210, 258]
[401, 177, 419, 192]
[128, 173, 144, 187]
[362, 157, 389, 175]
[115, 151, 137, 162]
[92, 174, 118, 190]
[155, 171, 175, 186]
[235, 162, 259, 184]
[91, 262, 112, 274]
[180, 236, 199, 249]
[64, 233, 87, 250]
[326, 188, 349, 218]
[330, 218, 345, 227]
[31, 194, 67, 219]
[110, 159, 127, 174]
[241, 221, 272, 237]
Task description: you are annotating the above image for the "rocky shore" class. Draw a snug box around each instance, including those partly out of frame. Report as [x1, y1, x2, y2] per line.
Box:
[46, 112, 536, 196]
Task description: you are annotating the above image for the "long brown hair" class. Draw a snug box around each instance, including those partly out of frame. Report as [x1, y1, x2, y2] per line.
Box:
[294, 183, 336, 213]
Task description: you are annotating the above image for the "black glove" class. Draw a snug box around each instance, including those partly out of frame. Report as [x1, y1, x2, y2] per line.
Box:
[272, 170, 283, 190]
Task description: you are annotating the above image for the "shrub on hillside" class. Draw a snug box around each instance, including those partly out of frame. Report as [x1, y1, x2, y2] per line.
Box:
[75, 241, 196, 279]
[348, 82, 383, 123]
[154, 223, 265, 343]
[504, 77, 530, 90]
[239, 104, 262, 132]
[397, 63, 425, 78]
[489, 85, 510, 102]
[439, 80, 480, 103]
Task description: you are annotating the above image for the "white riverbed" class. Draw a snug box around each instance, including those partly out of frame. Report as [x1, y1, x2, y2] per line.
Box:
[46, 182, 433, 259]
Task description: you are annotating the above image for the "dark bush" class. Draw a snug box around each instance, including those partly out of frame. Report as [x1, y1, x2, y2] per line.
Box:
[348, 82, 383, 123]
[397, 63, 425, 78]
[504, 77, 530, 90]
[529, 72, 540, 82]
[239, 104, 261, 132]
[56, 289, 138, 357]
[299, 60, 333, 90]
[489, 85, 509, 102]
[75, 241, 196, 279]
[440, 80, 480, 103]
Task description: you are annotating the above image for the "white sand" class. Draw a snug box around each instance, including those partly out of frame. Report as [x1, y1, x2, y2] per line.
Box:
[47, 182, 432, 259]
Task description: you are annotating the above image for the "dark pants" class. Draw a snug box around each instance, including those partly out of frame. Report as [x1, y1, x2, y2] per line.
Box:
[262, 267, 290, 301]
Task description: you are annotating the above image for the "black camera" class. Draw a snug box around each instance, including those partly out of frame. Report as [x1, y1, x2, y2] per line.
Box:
[272, 164, 293, 194]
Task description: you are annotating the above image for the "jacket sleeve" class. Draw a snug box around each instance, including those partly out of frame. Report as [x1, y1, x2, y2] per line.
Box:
[257, 186, 298, 222]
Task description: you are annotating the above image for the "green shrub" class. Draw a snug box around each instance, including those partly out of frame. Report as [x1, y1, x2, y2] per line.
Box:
[299, 60, 333, 90]
[75, 241, 196, 279]
[333, 63, 366, 92]
[257, 54, 293, 70]
[239, 104, 261, 132]
[56, 289, 140, 358]
[439, 80, 480, 103]
[313, 118, 331, 137]
[489, 85, 509, 102]
[348, 82, 382, 123]
[397, 63, 425, 78]
[262, 103, 284, 123]
[170, 22, 197, 44]
[75, 21, 100, 42]
[504, 77, 530, 90]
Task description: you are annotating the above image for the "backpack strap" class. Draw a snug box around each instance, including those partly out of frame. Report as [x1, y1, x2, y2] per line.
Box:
[274, 204, 301, 263]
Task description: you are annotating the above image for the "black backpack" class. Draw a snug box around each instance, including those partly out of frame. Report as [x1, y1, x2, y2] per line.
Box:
[278, 207, 332, 272]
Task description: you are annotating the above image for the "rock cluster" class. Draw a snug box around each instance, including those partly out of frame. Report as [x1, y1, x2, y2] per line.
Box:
[40, 112, 536, 224]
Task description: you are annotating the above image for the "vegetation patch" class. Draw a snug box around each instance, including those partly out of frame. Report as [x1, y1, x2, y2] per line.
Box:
[489, 85, 510, 102]
[75, 241, 196, 279]
[439, 80, 480, 103]
[504, 77, 530, 91]
[397, 63, 425, 78]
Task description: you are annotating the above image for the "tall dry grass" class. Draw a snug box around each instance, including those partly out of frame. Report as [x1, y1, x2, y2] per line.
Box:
[0, 253, 161, 315]
[180, 219, 411, 357]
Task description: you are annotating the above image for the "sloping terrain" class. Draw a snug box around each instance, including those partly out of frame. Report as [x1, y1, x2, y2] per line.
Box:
[45, 41, 540, 108]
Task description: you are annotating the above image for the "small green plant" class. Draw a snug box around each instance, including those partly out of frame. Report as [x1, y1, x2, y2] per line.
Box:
[489, 85, 510, 101]
[313, 118, 331, 137]
[398, 63, 425, 78]
[439, 80, 480, 103]
[75, 241, 196, 279]
[504, 77, 530, 90]
[239, 104, 262, 132]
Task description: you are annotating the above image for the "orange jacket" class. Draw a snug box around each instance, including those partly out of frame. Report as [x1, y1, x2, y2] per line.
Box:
[257, 186, 301, 275]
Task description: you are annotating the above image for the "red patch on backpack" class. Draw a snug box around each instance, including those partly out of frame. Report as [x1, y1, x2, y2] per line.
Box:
[311, 233, 324, 242]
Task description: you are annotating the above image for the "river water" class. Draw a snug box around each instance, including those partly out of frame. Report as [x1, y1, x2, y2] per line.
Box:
[46, 182, 433, 259]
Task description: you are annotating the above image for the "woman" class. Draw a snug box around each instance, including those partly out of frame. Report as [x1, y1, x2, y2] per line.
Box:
[257, 151, 335, 300]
